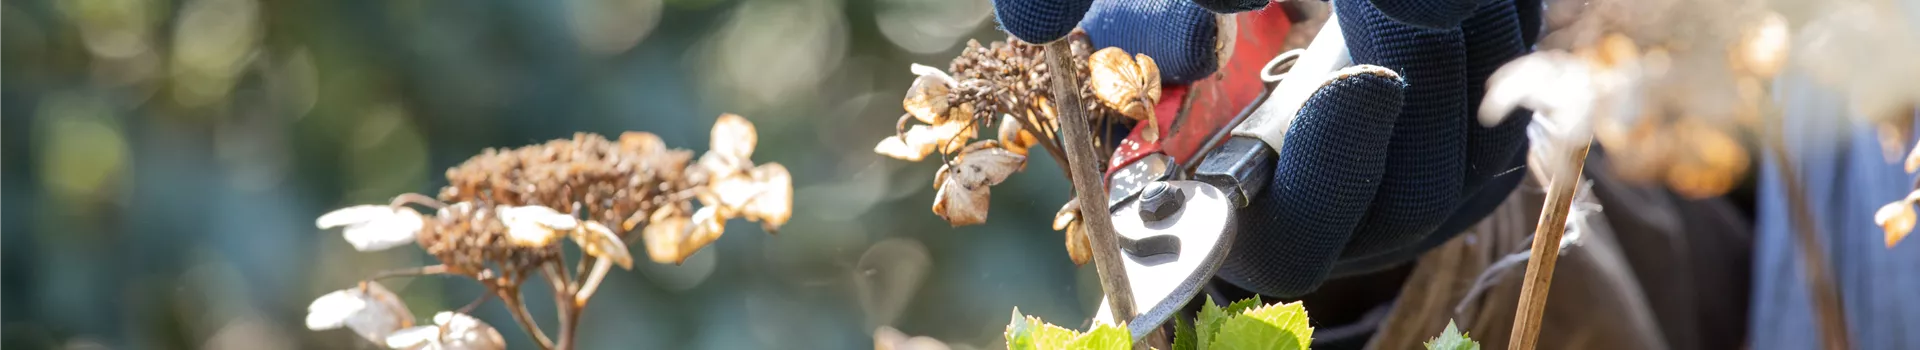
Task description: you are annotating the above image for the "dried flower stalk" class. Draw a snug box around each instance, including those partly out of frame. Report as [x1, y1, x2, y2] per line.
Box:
[308, 115, 790, 350]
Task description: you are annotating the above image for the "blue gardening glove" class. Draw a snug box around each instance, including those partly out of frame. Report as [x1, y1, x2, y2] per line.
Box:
[991, 0, 1542, 298]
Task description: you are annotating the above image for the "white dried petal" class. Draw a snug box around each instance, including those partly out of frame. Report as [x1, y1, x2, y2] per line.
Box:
[384, 312, 505, 350]
[745, 163, 793, 231]
[909, 63, 955, 86]
[705, 173, 763, 213]
[711, 113, 758, 160]
[904, 67, 953, 124]
[573, 221, 634, 270]
[874, 134, 937, 161]
[307, 282, 413, 345]
[497, 205, 577, 247]
[317, 205, 426, 252]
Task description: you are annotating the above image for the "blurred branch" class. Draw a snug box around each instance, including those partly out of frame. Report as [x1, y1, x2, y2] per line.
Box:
[1763, 119, 1852, 350]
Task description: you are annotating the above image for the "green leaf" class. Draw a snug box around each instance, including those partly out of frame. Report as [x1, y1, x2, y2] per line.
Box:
[1195, 296, 1260, 350]
[1173, 312, 1197, 350]
[1207, 301, 1313, 350]
[1223, 296, 1263, 315]
[1424, 320, 1481, 350]
[1007, 308, 1078, 350]
[1065, 323, 1132, 350]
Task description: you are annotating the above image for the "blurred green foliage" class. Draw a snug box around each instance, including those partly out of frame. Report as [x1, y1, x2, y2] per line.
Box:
[1, 0, 1103, 348]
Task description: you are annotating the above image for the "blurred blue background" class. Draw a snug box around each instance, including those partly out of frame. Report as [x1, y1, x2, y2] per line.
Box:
[1, 0, 1108, 348]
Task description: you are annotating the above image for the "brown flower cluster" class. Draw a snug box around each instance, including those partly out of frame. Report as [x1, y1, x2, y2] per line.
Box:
[310, 114, 790, 350]
[874, 33, 1160, 265]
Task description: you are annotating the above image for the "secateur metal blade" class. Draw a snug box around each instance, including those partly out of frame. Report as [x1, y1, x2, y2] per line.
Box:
[1097, 8, 1351, 339]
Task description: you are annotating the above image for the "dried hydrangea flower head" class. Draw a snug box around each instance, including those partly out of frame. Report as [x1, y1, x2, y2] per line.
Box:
[873, 32, 1148, 262]
[308, 115, 790, 349]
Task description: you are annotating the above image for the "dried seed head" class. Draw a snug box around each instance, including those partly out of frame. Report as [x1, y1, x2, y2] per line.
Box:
[419, 203, 561, 276]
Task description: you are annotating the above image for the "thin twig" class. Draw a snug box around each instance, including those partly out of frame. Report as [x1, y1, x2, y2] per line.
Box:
[363, 264, 449, 281]
[1507, 140, 1591, 350]
[542, 262, 582, 350]
[495, 285, 555, 350]
[1042, 39, 1154, 349]
[574, 258, 615, 307]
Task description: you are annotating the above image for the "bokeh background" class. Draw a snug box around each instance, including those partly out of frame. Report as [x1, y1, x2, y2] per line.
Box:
[1, 0, 1110, 348]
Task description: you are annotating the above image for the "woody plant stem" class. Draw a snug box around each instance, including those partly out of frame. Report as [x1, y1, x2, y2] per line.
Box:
[1043, 40, 1166, 349]
[1506, 138, 1590, 350]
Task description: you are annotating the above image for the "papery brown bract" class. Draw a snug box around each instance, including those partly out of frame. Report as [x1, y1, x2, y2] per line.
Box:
[1087, 47, 1162, 141]
[1054, 198, 1090, 266]
[1879, 197, 1917, 248]
[931, 141, 1026, 226]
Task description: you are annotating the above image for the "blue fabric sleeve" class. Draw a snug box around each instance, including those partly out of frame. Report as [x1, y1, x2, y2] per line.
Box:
[1748, 71, 1920, 350]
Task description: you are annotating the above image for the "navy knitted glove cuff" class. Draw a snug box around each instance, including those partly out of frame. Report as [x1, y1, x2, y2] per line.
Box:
[1190, 0, 1271, 13]
[992, 0, 1093, 43]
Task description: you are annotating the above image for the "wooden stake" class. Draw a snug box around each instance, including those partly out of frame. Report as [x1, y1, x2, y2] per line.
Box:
[1042, 40, 1161, 349]
[1506, 140, 1590, 350]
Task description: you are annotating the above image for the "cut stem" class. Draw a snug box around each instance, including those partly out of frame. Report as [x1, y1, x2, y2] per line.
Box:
[1042, 39, 1154, 349]
[1507, 140, 1591, 350]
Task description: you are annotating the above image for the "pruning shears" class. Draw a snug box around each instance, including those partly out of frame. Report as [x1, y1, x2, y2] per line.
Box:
[1095, 7, 1352, 338]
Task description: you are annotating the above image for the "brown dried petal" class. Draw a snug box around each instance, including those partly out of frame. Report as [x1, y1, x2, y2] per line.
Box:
[1054, 198, 1090, 266]
[874, 134, 937, 161]
[1088, 47, 1154, 121]
[680, 206, 727, 262]
[1878, 199, 1916, 248]
[745, 163, 793, 232]
[905, 73, 952, 125]
[930, 143, 1025, 226]
[998, 115, 1037, 156]
[573, 221, 634, 270]
[1065, 221, 1090, 266]
[642, 206, 692, 264]
[1052, 198, 1080, 231]
[1087, 47, 1163, 141]
[1905, 139, 1920, 173]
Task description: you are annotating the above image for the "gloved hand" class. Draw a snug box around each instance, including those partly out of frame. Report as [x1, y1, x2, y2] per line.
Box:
[990, 0, 1542, 298]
